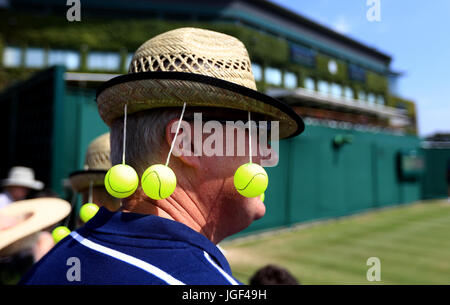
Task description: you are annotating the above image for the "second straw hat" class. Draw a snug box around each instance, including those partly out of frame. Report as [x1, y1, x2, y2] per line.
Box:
[69, 133, 111, 193]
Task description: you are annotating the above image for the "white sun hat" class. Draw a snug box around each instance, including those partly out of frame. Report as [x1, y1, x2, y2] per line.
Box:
[0, 198, 71, 257]
[2, 166, 44, 190]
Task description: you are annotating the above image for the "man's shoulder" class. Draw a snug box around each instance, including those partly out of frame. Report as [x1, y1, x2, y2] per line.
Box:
[21, 229, 241, 285]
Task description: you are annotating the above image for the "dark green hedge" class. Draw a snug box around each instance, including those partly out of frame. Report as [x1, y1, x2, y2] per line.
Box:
[0, 11, 388, 94]
[387, 95, 417, 134]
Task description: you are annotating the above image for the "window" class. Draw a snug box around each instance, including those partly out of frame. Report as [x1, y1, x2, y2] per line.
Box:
[348, 63, 366, 82]
[304, 77, 315, 91]
[284, 72, 297, 89]
[251, 63, 262, 82]
[328, 60, 338, 75]
[265, 67, 282, 86]
[367, 93, 376, 105]
[3, 46, 22, 67]
[87, 52, 120, 71]
[358, 91, 366, 101]
[25, 48, 45, 68]
[330, 83, 342, 98]
[124, 53, 134, 71]
[344, 87, 354, 100]
[318, 80, 329, 95]
[48, 50, 80, 70]
[377, 95, 385, 105]
[290, 43, 315, 67]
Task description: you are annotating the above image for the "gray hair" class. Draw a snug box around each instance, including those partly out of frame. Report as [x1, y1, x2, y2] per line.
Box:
[110, 108, 183, 175]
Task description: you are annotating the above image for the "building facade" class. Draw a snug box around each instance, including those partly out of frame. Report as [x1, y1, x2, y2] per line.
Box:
[0, 0, 428, 235]
[1, 0, 417, 133]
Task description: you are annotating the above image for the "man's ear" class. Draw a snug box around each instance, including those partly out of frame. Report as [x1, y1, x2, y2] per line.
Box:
[165, 119, 201, 168]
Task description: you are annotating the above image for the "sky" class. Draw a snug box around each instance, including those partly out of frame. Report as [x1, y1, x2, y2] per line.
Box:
[271, 0, 450, 137]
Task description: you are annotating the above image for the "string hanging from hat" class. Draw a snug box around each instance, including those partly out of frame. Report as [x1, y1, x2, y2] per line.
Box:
[141, 102, 186, 200]
[104, 103, 139, 199]
[248, 111, 252, 164]
[166, 101, 187, 167]
[232, 110, 269, 198]
[122, 103, 128, 165]
[88, 180, 93, 204]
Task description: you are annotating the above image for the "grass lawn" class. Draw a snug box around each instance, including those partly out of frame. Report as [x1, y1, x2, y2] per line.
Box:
[222, 199, 450, 284]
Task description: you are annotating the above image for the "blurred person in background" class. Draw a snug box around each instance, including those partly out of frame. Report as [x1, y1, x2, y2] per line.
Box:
[0, 167, 44, 209]
[0, 198, 70, 284]
[249, 264, 300, 285]
[68, 132, 121, 216]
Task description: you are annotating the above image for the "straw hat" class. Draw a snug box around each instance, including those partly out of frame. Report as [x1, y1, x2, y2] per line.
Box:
[0, 198, 71, 257]
[69, 133, 111, 193]
[2, 166, 44, 190]
[96, 27, 304, 139]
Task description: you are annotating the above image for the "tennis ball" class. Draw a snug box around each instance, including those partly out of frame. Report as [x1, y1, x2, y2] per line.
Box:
[234, 163, 268, 198]
[52, 226, 71, 244]
[260, 193, 265, 202]
[104, 164, 139, 198]
[79, 203, 99, 223]
[141, 164, 177, 200]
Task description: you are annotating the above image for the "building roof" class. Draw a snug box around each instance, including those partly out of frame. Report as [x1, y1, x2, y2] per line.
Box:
[250, 0, 391, 63]
[9, 0, 392, 71]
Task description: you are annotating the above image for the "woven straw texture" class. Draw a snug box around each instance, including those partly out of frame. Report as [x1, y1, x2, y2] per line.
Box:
[97, 27, 300, 139]
[83, 133, 111, 170]
[129, 27, 256, 90]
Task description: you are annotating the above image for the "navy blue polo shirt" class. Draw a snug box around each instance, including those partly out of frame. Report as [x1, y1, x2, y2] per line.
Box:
[20, 207, 242, 285]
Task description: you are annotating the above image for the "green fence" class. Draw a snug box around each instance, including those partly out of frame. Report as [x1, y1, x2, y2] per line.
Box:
[237, 125, 422, 237]
[0, 67, 438, 239]
[0, 66, 61, 191]
[54, 86, 109, 195]
[421, 148, 450, 199]
[0, 66, 109, 197]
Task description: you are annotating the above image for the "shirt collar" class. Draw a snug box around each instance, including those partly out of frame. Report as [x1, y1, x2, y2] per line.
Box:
[4, 191, 14, 202]
[83, 207, 232, 273]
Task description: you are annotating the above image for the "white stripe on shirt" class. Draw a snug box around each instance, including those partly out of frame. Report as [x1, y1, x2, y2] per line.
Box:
[70, 232, 185, 285]
[203, 251, 239, 285]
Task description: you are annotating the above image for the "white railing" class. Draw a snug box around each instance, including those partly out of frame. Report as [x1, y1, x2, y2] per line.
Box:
[267, 87, 408, 119]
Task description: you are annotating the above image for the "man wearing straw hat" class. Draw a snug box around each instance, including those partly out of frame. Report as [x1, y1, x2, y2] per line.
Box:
[69, 133, 121, 214]
[0, 166, 44, 209]
[22, 28, 304, 285]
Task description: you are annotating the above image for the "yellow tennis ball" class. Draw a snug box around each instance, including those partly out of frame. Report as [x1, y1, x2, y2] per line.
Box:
[79, 203, 99, 223]
[260, 192, 265, 202]
[104, 164, 139, 198]
[52, 226, 71, 244]
[141, 164, 177, 200]
[234, 163, 269, 198]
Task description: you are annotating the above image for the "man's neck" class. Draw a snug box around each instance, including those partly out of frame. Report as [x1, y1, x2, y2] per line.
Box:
[121, 188, 221, 243]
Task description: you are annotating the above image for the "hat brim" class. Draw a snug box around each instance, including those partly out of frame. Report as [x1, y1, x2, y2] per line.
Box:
[68, 170, 107, 193]
[0, 198, 71, 256]
[2, 179, 44, 190]
[96, 72, 305, 139]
